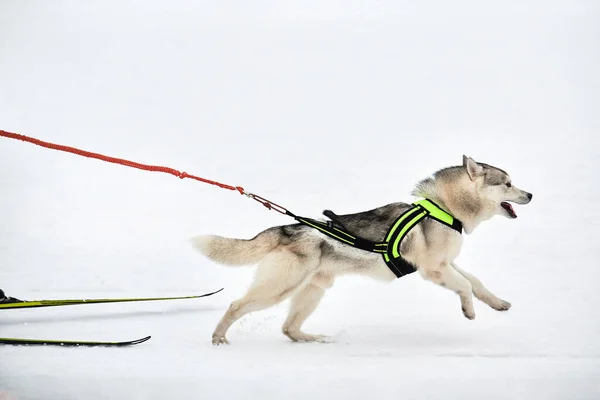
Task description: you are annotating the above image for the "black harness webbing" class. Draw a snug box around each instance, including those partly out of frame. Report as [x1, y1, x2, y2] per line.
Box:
[294, 199, 463, 278]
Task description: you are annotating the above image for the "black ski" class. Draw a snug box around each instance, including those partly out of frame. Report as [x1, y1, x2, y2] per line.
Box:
[0, 335, 151, 347]
[0, 288, 224, 310]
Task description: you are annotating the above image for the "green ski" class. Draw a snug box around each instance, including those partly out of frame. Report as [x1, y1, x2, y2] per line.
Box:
[0, 335, 151, 347]
[0, 288, 223, 310]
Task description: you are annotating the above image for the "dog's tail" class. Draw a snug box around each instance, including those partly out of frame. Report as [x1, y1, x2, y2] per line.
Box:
[190, 229, 279, 266]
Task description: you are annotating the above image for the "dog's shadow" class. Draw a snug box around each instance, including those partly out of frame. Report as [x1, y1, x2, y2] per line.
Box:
[335, 325, 480, 355]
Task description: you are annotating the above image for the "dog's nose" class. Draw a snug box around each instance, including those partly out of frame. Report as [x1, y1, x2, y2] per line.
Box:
[527, 192, 533, 200]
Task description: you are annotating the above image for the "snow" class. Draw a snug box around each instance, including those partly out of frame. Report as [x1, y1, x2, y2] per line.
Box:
[1, 1, 599, 399]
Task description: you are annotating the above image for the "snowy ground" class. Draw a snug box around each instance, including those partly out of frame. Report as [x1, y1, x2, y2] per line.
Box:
[1, 1, 599, 399]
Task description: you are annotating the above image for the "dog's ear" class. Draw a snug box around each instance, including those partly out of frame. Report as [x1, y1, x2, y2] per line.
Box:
[463, 155, 484, 181]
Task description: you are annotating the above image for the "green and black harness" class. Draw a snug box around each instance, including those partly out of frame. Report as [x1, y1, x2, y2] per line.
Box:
[293, 199, 463, 278]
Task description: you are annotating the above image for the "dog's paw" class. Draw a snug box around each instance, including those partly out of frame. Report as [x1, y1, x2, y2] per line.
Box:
[284, 329, 332, 343]
[492, 299, 511, 311]
[212, 335, 229, 346]
[462, 306, 476, 320]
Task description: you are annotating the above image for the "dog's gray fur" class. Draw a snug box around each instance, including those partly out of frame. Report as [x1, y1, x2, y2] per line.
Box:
[192, 155, 533, 345]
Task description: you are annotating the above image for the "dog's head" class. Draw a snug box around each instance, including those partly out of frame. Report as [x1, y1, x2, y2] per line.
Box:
[462, 155, 532, 219]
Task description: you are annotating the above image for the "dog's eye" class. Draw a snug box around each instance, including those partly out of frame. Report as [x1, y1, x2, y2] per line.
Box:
[506, 182, 512, 188]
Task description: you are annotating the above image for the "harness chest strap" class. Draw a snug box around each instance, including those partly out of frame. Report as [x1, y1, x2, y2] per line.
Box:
[295, 199, 463, 278]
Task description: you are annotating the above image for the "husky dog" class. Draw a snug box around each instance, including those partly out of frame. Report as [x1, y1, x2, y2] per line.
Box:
[192, 156, 533, 345]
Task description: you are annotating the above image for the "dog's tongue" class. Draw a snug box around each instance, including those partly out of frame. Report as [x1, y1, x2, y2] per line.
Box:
[501, 202, 517, 218]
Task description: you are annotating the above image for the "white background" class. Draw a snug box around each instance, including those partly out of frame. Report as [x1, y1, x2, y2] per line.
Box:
[1, 1, 599, 399]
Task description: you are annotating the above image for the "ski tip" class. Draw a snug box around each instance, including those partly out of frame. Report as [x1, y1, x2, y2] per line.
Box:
[198, 288, 224, 297]
[130, 335, 152, 345]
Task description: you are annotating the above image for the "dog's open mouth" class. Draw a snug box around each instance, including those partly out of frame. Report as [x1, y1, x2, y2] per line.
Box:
[501, 202, 517, 218]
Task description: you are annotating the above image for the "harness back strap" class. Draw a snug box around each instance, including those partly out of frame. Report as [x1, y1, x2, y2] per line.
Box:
[295, 199, 462, 279]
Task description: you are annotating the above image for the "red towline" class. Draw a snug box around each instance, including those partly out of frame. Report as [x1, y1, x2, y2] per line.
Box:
[0, 129, 290, 215]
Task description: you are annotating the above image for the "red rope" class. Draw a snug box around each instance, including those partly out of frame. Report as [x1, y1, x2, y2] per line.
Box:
[0, 129, 292, 215]
[0, 129, 245, 193]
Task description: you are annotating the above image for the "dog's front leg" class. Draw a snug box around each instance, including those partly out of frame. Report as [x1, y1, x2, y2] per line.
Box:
[422, 263, 475, 320]
[451, 263, 511, 312]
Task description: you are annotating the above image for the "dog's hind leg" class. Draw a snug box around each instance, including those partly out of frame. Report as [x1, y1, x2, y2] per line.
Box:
[212, 250, 318, 345]
[281, 274, 333, 343]
[451, 263, 511, 311]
